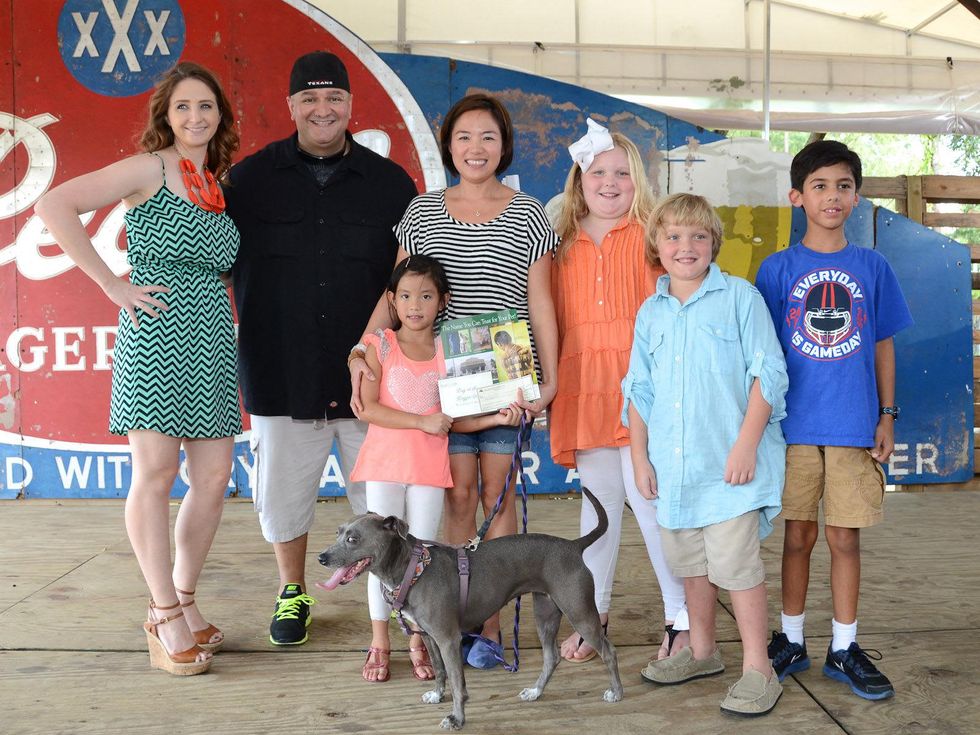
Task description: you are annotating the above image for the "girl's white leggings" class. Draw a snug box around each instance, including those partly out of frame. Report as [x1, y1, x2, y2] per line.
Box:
[576, 446, 688, 628]
[365, 481, 446, 621]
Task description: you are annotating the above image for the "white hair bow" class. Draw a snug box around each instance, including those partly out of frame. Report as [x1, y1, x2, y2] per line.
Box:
[568, 118, 614, 172]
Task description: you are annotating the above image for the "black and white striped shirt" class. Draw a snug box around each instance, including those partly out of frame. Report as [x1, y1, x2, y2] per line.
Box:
[395, 189, 558, 325]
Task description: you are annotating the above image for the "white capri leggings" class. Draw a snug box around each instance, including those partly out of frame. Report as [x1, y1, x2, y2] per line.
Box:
[366, 481, 446, 621]
[576, 446, 688, 627]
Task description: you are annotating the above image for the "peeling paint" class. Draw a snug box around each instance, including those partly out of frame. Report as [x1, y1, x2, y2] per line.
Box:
[0, 373, 15, 430]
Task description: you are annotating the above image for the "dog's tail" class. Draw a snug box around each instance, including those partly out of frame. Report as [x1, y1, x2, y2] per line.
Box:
[577, 487, 608, 552]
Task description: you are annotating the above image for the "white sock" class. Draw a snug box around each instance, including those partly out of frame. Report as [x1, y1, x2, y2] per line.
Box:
[781, 611, 805, 646]
[831, 619, 857, 652]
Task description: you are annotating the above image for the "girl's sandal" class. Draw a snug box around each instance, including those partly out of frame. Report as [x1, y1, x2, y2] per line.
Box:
[144, 600, 212, 676]
[409, 641, 435, 680]
[657, 624, 687, 660]
[362, 646, 391, 682]
[175, 587, 224, 652]
[563, 620, 608, 664]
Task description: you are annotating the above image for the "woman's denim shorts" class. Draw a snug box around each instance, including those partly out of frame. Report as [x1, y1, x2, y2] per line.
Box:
[448, 425, 521, 455]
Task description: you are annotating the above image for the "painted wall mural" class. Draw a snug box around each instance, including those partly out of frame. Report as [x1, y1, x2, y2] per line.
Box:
[0, 0, 971, 498]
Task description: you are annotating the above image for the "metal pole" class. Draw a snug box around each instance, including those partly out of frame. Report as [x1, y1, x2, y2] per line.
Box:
[397, 0, 408, 54]
[763, 0, 771, 141]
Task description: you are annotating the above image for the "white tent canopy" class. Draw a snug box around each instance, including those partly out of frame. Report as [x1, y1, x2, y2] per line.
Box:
[310, 0, 980, 134]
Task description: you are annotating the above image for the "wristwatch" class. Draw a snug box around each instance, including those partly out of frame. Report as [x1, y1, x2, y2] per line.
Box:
[879, 405, 900, 420]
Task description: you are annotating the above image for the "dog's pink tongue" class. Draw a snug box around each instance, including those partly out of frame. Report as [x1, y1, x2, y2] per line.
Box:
[316, 566, 349, 591]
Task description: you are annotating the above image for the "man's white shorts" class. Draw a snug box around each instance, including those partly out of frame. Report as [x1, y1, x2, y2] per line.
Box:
[249, 415, 367, 543]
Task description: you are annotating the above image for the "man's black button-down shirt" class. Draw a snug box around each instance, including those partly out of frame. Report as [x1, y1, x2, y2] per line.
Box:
[226, 132, 418, 420]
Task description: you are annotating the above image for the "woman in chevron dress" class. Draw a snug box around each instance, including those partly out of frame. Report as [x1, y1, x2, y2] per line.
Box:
[36, 62, 240, 676]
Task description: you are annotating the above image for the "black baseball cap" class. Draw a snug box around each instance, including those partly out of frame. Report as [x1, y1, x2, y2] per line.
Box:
[289, 51, 350, 95]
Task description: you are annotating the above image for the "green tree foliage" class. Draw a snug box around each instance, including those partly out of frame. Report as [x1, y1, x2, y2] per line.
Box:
[948, 135, 980, 177]
[728, 130, 936, 177]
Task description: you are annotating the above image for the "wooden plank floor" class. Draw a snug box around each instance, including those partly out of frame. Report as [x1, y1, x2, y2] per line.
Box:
[2, 491, 978, 734]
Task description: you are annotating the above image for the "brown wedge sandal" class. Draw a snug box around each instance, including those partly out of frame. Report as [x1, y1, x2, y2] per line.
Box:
[175, 587, 224, 652]
[144, 600, 212, 676]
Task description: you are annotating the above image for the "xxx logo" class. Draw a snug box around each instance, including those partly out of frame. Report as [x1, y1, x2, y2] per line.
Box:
[57, 0, 186, 97]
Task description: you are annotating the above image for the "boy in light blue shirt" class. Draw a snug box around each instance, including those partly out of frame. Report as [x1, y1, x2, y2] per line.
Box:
[623, 193, 788, 717]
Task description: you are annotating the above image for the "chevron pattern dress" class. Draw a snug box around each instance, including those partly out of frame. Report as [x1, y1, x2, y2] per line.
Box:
[109, 169, 242, 438]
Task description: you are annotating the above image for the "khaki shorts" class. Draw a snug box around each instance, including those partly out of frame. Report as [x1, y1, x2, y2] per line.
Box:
[783, 445, 885, 528]
[250, 415, 367, 543]
[659, 512, 765, 591]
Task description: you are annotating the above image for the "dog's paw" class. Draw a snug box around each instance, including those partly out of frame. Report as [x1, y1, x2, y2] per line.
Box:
[422, 690, 443, 704]
[440, 715, 463, 730]
[603, 687, 624, 703]
[519, 687, 542, 701]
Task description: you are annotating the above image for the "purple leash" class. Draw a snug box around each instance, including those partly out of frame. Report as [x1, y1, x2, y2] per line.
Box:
[463, 412, 533, 672]
[390, 415, 533, 670]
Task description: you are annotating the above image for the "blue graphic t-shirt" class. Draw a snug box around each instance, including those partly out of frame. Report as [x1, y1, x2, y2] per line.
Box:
[755, 243, 913, 447]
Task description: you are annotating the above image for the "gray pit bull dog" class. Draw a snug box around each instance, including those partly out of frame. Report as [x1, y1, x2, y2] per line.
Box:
[318, 488, 623, 730]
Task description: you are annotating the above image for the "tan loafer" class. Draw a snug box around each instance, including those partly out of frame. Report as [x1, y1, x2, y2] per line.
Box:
[640, 646, 724, 685]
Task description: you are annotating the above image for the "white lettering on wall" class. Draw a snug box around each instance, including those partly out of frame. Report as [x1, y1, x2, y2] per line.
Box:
[916, 443, 938, 474]
[521, 450, 539, 485]
[6, 327, 47, 372]
[92, 326, 117, 370]
[888, 443, 940, 477]
[52, 327, 86, 371]
[55, 454, 129, 490]
[2, 326, 117, 373]
[0, 112, 58, 218]
[4, 456, 33, 491]
[321, 455, 346, 488]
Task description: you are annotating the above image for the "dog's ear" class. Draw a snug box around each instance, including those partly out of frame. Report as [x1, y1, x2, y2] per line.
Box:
[382, 515, 410, 540]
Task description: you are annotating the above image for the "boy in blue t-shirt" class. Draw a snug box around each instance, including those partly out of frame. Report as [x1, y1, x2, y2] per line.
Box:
[755, 140, 912, 701]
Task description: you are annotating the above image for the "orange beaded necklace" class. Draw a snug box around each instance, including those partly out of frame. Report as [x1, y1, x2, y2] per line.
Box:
[175, 144, 225, 214]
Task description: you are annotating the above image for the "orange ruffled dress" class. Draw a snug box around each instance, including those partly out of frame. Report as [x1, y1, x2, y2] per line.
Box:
[550, 219, 664, 469]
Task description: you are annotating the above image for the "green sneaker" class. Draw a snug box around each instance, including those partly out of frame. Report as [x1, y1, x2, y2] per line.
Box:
[269, 584, 316, 646]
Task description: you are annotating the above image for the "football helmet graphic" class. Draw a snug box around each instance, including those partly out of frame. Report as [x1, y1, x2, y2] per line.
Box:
[803, 282, 852, 345]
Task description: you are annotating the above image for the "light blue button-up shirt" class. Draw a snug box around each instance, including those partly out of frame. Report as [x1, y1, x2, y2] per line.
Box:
[622, 264, 788, 538]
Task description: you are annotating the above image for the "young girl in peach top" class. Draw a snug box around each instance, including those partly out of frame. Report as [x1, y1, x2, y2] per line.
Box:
[347, 254, 520, 682]
[550, 121, 688, 664]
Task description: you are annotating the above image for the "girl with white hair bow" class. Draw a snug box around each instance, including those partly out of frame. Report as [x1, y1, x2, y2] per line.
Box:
[551, 119, 689, 664]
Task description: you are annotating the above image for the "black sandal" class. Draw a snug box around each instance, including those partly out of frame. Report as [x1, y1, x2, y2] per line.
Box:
[658, 623, 687, 659]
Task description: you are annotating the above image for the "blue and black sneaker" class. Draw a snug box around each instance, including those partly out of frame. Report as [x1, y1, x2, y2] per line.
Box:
[822, 643, 895, 700]
[767, 631, 810, 681]
[269, 583, 316, 646]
